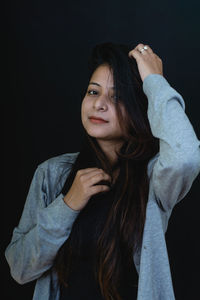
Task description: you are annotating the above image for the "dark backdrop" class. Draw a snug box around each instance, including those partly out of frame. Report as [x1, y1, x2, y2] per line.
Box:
[4, 0, 200, 299]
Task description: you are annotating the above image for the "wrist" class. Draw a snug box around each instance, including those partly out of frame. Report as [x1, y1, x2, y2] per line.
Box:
[63, 194, 81, 212]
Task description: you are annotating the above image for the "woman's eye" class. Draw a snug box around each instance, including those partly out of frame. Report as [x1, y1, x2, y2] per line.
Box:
[110, 94, 118, 102]
[87, 90, 98, 95]
[87, 90, 118, 103]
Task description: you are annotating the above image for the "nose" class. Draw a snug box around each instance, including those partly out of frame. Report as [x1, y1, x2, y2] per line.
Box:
[93, 94, 109, 111]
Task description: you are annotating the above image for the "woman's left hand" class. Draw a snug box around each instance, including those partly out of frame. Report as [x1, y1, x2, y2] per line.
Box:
[128, 43, 163, 82]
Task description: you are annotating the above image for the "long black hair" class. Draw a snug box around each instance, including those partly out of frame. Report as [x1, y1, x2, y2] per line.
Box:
[53, 42, 159, 300]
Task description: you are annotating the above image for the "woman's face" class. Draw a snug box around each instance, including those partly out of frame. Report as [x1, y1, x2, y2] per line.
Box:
[81, 64, 125, 145]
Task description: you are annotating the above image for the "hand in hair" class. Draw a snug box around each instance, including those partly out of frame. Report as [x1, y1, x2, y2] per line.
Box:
[63, 168, 112, 211]
[128, 43, 163, 82]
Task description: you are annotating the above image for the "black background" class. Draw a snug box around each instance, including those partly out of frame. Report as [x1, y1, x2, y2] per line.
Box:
[4, 0, 200, 299]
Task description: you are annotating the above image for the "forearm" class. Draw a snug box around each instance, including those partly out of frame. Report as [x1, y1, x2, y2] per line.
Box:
[143, 74, 200, 163]
[143, 74, 200, 211]
[5, 194, 80, 284]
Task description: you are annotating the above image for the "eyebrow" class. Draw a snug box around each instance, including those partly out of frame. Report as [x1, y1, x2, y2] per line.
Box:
[89, 82, 115, 89]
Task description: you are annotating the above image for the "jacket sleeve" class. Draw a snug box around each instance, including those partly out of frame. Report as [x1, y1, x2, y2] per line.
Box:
[143, 74, 200, 212]
[5, 163, 80, 284]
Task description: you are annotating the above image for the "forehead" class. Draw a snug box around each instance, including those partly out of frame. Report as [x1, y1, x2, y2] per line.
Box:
[90, 64, 114, 87]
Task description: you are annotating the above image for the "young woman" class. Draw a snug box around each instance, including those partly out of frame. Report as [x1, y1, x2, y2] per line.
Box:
[5, 42, 200, 300]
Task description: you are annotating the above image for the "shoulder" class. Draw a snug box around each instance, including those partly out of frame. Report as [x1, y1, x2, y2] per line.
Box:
[32, 152, 80, 200]
[36, 152, 80, 184]
[38, 152, 79, 171]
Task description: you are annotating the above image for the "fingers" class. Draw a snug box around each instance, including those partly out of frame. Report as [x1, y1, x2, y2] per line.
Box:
[78, 168, 112, 198]
[128, 43, 154, 59]
[77, 168, 111, 185]
[89, 171, 112, 187]
[77, 168, 100, 175]
[77, 168, 106, 177]
[90, 184, 110, 195]
[137, 43, 154, 54]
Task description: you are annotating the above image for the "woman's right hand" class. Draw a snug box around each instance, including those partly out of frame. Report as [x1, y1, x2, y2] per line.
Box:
[63, 168, 112, 211]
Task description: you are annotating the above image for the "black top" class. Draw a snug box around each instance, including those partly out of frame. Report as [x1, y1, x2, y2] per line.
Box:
[59, 179, 138, 300]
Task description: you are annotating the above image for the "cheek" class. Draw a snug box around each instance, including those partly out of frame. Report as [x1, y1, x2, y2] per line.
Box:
[112, 110, 121, 127]
[81, 99, 87, 120]
[81, 99, 92, 130]
[113, 113, 125, 136]
[81, 104, 84, 121]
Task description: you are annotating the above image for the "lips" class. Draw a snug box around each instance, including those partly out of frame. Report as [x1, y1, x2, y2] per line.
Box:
[89, 116, 108, 122]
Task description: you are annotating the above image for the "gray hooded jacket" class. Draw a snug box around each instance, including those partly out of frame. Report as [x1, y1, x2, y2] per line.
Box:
[5, 74, 200, 300]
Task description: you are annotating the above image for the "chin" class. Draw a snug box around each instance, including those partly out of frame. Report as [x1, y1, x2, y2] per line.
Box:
[87, 133, 110, 139]
[86, 131, 111, 140]
[85, 127, 106, 137]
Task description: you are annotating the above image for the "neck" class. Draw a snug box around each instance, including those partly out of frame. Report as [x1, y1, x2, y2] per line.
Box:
[97, 139, 123, 167]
